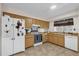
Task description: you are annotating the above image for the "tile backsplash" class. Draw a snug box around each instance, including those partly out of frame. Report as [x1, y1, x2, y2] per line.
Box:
[53, 26, 77, 32]
[38, 28, 48, 32]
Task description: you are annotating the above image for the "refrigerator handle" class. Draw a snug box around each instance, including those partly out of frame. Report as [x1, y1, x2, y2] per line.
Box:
[11, 38, 15, 40]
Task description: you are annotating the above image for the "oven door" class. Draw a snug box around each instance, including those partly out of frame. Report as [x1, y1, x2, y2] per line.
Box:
[34, 34, 42, 43]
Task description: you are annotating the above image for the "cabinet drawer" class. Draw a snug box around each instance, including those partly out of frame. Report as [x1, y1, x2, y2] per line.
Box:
[26, 37, 33, 39]
[26, 39, 34, 43]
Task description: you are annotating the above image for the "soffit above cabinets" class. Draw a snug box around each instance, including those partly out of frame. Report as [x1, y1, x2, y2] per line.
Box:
[3, 3, 79, 21]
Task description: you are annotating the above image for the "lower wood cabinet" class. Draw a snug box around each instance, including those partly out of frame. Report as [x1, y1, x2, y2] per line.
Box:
[47, 33, 64, 47]
[42, 33, 48, 43]
[47, 33, 53, 43]
[25, 35, 34, 48]
[57, 34, 64, 47]
[52, 34, 58, 44]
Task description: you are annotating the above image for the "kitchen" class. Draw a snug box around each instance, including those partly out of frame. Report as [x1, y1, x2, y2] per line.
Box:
[0, 3, 79, 56]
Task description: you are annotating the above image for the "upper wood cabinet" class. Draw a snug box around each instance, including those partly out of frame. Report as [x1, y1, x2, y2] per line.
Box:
[25, 17, 49, 29]
[39, 20, 44, 28]
[32, 19, 49, 29]
[43, 21, 49, 29]
[25, 18, 32, 28]
[32, 19, 40, 25]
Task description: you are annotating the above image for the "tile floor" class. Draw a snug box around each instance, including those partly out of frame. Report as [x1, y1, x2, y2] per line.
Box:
[15, 43, 79, 56]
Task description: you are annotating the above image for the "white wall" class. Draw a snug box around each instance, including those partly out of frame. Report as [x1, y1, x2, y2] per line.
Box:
[49, 9, 79, 32]
[49, 21, 54, 32]
[53, 9, 79, 20]
[73, 16, 79, 33]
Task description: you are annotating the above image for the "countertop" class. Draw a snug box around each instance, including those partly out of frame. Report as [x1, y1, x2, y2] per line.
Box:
[48, 32, 79, 36]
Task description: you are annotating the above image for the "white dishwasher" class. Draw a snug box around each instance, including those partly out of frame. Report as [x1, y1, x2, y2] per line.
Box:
[65, 34, 78, 51]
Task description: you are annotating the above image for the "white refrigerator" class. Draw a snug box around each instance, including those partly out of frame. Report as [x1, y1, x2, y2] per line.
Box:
[1, 15, 25, 56]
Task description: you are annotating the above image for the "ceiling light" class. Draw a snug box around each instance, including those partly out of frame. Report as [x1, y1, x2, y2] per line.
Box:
[50, 5, 56, 10]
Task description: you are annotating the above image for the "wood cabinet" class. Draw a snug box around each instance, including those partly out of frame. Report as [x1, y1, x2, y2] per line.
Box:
[47, 33, 64, 47]
[57, 34, 64, 46]
[39, 21, 49, 29]
[42, 33, 48, 43]
[47, 33, 58, 44]
[25, 18, 49, 29]
[52, 33, 58, 44]
[25, 18, 32, 28]
[25, 34, 34, 48]
[32, 19, 39, 25]
[47, 33, 54, 43]
[32, 19, 49, 29]
[43, 21, 49, 29]
[48, 37, 54, 43]
[39, 20, 44, 28]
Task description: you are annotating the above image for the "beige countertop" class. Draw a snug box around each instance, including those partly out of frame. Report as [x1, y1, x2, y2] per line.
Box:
[48, 32, 79, 36]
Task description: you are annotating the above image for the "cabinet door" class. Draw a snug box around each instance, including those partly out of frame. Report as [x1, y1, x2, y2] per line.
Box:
[25, 37, 34, 48]
[52, 35, 58, 44]
[2, 16, 14, 56]
[42, 34, 48, 43]
[25, 18, 32, 28]
[32, 19, 39, 25]
[13, 19, 25, 54]
[48, 36, 53, 43]
[43, 22, 49, 29]
[47, 35, 52, 43]
[47, 33, 52, 43]
[32, 19, 36, 24]
[47, 33, 57, 44]
[32, 19, 49, 29]
[39, 20, 44, 28]
[57, 35, 64, 47]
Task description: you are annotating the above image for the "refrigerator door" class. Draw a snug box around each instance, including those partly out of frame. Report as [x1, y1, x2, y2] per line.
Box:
[2, 15, 13, 56]
[13, 18, 25, 54]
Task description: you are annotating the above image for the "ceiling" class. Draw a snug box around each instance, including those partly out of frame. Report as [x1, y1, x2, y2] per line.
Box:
[3, 3, 79, 21]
